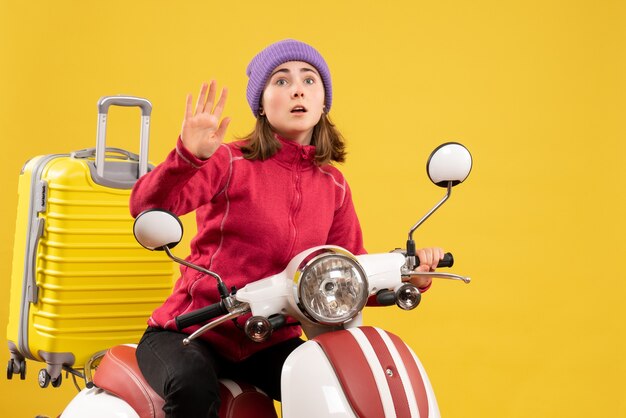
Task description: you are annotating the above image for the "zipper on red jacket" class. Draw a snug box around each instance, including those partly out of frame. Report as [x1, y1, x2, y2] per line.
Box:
[283, 149, 305, 265]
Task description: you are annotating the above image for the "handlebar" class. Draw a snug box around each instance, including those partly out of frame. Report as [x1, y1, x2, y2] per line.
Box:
[418, 252, 454, 268]
[175, 302, 228, 330]
[174, 252, 457, 332]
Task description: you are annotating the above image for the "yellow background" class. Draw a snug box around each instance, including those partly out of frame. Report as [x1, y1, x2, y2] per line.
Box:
[1, 1, 624, 417]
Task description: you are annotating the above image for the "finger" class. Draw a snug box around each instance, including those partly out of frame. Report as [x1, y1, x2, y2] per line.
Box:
[437, 247, 445, 260]
[417, 248, 438, 271]
[416, 264, 430, 273]
[212, 87, 229, 118]
[431, 247, 443, 270]
[436, 247, 446, 269]
[425, 247, 443, 271]
[204, 80, 217, 112]
[426, 248, 438, 270]
[415, 249, 423, 264]
[195, 82, 208, 115]
[214, 116, 231, 141]
[416, 248, 428, 266]
[185, 93, 193, 120]
[410, 272, 432, 289]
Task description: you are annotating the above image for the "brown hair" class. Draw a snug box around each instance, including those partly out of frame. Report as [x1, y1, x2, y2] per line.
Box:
[239, 114, 347, 165]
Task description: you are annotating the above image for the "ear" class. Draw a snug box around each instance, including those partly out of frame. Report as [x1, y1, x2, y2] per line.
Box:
[259, 107, 265, 116]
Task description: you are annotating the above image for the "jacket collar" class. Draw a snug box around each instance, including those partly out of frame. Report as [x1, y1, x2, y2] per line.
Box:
[272, 134, 317, 169]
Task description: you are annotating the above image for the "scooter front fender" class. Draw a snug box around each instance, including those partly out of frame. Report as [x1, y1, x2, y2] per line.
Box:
[281, 326, 440, 418]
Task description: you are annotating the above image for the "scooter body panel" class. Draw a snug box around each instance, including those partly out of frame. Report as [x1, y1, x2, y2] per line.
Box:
[281, 341, 357, 418]
[61, 387, 139, 418]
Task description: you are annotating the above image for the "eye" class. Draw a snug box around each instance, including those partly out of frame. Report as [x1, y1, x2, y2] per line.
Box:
[304, 77, 315, 85]
[275, 79, 288, 86]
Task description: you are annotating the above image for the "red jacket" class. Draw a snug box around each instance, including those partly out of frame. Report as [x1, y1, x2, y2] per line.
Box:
[130, 136, 366, 361]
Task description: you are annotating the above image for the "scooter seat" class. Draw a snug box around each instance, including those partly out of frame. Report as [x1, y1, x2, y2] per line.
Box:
[93, 344, 165, 418]
[93, 345, 278, 418]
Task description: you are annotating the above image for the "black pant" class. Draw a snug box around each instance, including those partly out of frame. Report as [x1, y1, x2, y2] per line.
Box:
[136, 327, 303, 418]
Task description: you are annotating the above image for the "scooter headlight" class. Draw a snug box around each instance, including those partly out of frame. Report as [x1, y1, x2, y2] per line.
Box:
[294, 250, 369, 325]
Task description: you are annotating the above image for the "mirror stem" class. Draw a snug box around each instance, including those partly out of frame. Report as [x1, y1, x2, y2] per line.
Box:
[408, 181, 453, 241]
[406, 182, 453, 270]
[163, 246, 230, 298]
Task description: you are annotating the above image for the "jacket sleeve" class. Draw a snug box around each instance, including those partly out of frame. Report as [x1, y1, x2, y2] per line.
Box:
[129, 137, 231, 218]
[325, 180, 367, 256]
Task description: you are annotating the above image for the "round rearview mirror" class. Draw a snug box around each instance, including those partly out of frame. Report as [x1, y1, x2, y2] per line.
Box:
[133, 209, 183, 251]
[427, 142, 473, 187]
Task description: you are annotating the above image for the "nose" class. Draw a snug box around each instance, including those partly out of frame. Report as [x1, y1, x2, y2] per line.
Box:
[291, 84, 304, 98]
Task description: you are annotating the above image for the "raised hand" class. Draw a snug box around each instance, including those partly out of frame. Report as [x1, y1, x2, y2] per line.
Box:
[180, 81, 231, 159]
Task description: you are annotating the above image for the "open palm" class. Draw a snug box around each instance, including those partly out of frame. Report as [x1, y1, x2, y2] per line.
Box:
[181, 80, 231, 159]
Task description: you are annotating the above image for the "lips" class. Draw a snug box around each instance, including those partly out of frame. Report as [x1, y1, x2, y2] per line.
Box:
[290, 105, 307, 113]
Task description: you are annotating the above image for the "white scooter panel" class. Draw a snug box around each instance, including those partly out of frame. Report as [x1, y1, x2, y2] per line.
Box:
[61, 386, 140, 418]
[281, 326, 440, 418]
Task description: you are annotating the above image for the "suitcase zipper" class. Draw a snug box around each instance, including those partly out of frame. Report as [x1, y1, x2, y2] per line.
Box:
[18, 154, 67, 360]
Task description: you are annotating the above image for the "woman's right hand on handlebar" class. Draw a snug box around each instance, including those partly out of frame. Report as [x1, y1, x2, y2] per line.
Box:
[181, 80, 231, 160]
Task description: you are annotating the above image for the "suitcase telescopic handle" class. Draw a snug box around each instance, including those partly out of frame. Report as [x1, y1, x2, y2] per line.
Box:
[96, 96, 152, 179]
[98, 96, 152, 116]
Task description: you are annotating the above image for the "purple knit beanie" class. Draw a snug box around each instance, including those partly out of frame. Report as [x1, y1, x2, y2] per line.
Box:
[246, 39, 332, 118]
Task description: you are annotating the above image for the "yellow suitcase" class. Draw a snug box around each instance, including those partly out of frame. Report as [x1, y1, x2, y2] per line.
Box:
[6, 96, 174, 388]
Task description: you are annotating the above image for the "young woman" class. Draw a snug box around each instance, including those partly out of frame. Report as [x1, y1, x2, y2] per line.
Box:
[130, 39, 444, 418]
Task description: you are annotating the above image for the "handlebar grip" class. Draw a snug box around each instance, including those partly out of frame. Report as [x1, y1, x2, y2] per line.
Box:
[268, 314, 287, 330]
[417, 252, 454, 268]
[375, 290, 397, 306]
[175, 302, 227, 330]
[439, 252, 454, 268]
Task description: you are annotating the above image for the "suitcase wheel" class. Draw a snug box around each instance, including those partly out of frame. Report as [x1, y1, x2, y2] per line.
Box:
[51, 373, 62, 388]
[38, 368, 62, 388]
[38, 369, 50, 388]
[6, 359, 26, 380]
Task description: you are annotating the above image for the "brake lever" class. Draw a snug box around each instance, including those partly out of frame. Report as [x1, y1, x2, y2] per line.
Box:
[182, 304, 251, 345]
[401, 270, 471, 284]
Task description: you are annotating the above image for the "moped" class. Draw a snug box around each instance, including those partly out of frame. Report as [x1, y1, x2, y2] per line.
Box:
[60, 142, 473, 418]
